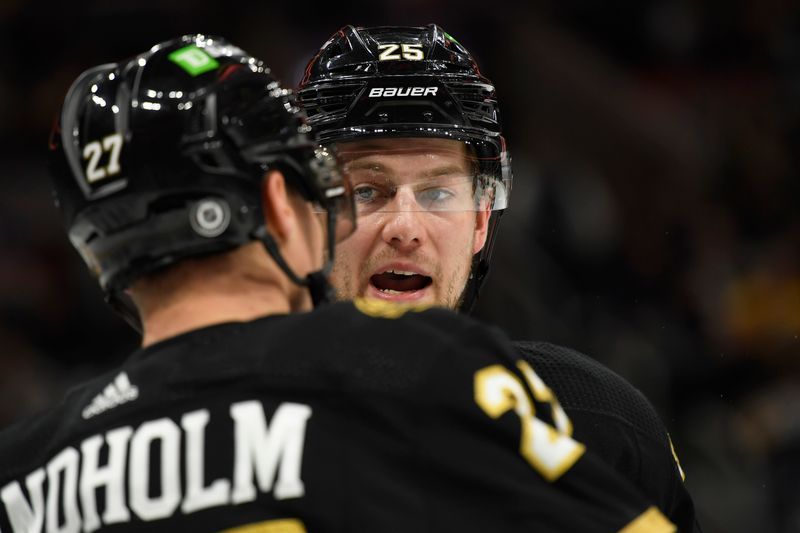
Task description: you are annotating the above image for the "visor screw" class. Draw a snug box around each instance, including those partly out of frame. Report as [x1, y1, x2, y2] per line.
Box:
[422, 111, 433, 122]
[378, 112, 389, 123]
[190, 198, 231, 238]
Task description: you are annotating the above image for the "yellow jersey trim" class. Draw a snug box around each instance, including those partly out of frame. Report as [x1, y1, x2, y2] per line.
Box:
[353, 297, 432, 319]
[217, 518, 307, 533]
[618, 507, 676, 533]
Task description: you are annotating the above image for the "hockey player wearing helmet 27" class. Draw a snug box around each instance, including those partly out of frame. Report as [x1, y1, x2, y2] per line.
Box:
[299, 24, 702, 532]
[50, 34, 355, 329]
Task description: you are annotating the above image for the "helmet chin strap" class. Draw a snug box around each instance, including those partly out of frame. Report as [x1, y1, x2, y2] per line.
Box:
[459, 208, 504, 313]
[252, 207, 337, 308]
[460, 258, 489, 313]
[107, 291, 144, 334]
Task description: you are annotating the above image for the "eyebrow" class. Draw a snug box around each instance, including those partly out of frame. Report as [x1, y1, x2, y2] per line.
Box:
[344, 159, 469, 179]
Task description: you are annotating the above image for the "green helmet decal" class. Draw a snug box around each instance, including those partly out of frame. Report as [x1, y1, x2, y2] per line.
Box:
[168, 45, 219, 76]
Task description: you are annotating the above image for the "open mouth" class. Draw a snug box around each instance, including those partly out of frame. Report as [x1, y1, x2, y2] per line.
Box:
[370, 269, 433, 294]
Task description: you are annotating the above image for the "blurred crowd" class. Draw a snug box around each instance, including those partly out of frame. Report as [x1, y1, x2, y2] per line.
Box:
[0, 2, 797, 532]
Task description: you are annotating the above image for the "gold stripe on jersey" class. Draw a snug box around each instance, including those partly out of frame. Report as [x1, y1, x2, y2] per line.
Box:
[668, 434, 686, 481]
[353, 297, 432, 319]
[218, 518, 307, 533]
[618, 507, 676, 533]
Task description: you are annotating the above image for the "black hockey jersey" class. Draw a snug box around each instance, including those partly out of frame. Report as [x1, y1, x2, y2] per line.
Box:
[514, 341, 700, 532]
[0, 301, 675, 532]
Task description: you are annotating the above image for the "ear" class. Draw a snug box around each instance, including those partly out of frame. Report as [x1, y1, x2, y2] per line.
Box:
[261, 170, 296, 244]
[471, 207, 491, 255]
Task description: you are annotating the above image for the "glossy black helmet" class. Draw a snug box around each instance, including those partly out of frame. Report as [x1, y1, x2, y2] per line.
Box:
[297, 24, 512, 310]
[49, 34, 353, 309]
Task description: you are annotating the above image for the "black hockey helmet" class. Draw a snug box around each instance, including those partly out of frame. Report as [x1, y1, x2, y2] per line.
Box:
[49, 34, 355, 317]
[297, 24, 512, 310]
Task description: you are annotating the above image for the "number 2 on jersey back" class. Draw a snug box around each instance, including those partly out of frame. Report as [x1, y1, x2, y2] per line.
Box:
[474, 361, 585, 481]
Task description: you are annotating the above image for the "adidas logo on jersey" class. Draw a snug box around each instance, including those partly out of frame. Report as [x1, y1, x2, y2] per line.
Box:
[82, 372, 139, 419]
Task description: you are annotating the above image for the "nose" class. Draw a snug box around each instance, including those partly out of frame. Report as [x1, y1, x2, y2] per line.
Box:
[379, 188, 425, 252]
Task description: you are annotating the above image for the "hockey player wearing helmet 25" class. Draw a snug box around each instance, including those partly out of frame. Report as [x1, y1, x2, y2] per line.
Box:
[299, 24, 702, 532]
[299, 24, 511, 311]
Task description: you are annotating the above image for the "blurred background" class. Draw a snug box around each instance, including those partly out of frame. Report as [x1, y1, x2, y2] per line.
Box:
[0, 1, 798, 531]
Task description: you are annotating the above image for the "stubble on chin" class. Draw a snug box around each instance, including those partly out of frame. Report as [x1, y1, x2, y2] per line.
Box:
[330, 254, 355, 302]
[330, 245, 474, 308]
[334, 248, 445, 301]
[442, 261, 473, 310]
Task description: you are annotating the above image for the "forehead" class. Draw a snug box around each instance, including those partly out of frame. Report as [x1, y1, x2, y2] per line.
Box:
[336, 138, 472, 166]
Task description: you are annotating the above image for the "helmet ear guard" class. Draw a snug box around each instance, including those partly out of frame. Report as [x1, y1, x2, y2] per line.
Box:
[298, 24, 513, 310]
[49, 34, 355, 326]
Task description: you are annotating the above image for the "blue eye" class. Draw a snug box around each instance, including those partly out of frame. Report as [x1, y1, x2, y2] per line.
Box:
[417, 188, 454, 207]
[353, 185, 378, 203]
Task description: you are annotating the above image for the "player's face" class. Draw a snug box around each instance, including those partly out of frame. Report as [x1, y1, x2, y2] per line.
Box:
[332, 138, 490, 308]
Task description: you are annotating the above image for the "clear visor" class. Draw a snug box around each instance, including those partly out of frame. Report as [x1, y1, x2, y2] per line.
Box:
[309, 146, 356, 242]
[334, 144, 511, 215]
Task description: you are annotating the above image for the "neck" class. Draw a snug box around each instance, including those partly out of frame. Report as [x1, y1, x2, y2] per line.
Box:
[139, 283, 292, 348]
[131, 245, 309, 347]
